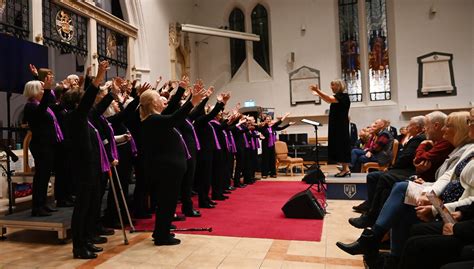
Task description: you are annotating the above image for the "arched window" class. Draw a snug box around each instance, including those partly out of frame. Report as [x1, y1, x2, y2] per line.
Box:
[229, 8, 246, 77]
[251, 4, 270, 75]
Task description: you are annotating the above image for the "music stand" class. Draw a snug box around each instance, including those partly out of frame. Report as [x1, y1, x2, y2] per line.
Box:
[301, 119, 326, 191]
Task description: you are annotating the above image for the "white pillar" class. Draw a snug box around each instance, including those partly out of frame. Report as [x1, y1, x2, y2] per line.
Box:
[87, 18, 98, 75]
[30, 0, 43, 44]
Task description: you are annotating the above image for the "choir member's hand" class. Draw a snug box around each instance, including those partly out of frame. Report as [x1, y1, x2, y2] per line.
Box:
[155, 76, 163, 89]
[442, 223, 454, 236]
[289, 121, 296, 125]
[220, 92, 231, 104]
[111, 159, 119, 166]
[124, 133, 132, 141]
[415, 205, 434, 222]
[29, 64, 38, 77]
[112, 77, 123, 94]
[238, 117, 247, 125]
[191, 87, 206, 106]
[92, 61, 109, 88]
[179, 77, 189, 89]
[281, 112, 290, 121]
[138, 82, 152, 96]
[78, 75, 85, 88]
[205, 86, 214, 98]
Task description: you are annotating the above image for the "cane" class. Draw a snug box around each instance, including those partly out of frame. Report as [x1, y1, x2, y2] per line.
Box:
[133, 227, 213, 233]
[112, 166, 136, 232]
[108, 170, 129, 245]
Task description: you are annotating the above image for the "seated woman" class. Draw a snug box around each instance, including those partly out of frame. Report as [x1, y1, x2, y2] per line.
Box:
[399, 108, 474, 269]
[350, 119, 393, 173]
[336, 111, 474, 268]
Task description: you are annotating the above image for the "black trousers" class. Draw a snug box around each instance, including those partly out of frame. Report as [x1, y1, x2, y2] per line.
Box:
[225, 151, 234, 189]
[181, 148, 197, 213]
[72, 180, 101, 249]
[243, 148, 254, 183]
[399, 221, 466, 269]
[261, 146, 276, 176]
[195, 149, 213, 204]
[211, 149, 225, 197]
[54, 143, 72, 203]
[233, 149, 245, 185]
[152, 162, 185, 240]
[366, 169, 414, 220]
[104, 143, 133, 225]
[30, 142, 55, 210]
[132, 155, 149, 216]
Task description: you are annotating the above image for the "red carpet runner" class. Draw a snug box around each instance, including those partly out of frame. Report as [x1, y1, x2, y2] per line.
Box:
[135, 181, 325, 241]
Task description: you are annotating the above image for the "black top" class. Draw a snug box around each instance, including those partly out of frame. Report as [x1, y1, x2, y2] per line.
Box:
[391, 133, 426, 171]
[328, 92, 351, 163]
[194, 101, 225, 152]
[65, 84, 102, 185]
[23, 89, 59, 146]
[140, 100, 194, 167]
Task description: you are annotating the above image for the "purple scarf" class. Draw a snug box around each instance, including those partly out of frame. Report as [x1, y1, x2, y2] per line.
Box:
[229, 131, 237, 153]
[29, 100, 64, 143]
[267, 127, 275, 148]
[237, 125, 249, 148]
[186, 118, 201, 151]
[100, 115, 118, 161]
[88, 121, 110, 172]
[129, 134, 138, 157]
[174, 128, 191, 160]
[208, 120, 222, 150]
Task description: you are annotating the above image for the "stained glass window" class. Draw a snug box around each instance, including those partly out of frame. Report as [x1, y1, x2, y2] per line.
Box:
[229, 8, 246, 77]
[251, 4, 270, 75]
[42, 0, 88, 56]
[0, 0, 29, 39]
[338, 0, 362, 102]
[97, 23, 128, 69]
[338, 0, 390, 102]
[366, 0, 390, 101]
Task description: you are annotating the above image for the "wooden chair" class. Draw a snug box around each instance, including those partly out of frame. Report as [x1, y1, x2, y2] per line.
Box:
[14, 130, 35, 176]
[362, 139, 399, 173]
[275, 141, 305, 176]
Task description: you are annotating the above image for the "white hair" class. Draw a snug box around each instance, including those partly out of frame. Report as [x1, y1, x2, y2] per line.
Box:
[23, 80, 43, 99]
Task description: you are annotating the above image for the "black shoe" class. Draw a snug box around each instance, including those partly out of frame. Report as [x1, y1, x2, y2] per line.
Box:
[234, 183, 246, 188]
[223, 190, 232, 194]
[86, 243, 103, 253]
[334, 171, 351, 177]
[183, 209, 201, 217]
[199, 202, 215, 209]
[270, 175, 277, 178]
[191, 190, 198, 196]
[352, 201, 370, 214]
[211, 195, 227, 201]
[336, 229, 380, 256]
[262, 176, 268, 179]
[170, 224, 177, 229]
[31, 208, 52, 217]
[154, 237, 181, 246]
[56, 200, 74, 207]
[208, 200, 218, 205]
[89, 236, 107, 244]
[349, 215, 374, 229]
[43, 205, 58, 212]
[73, 248, 98, 259]
[228, 186, 236, 191]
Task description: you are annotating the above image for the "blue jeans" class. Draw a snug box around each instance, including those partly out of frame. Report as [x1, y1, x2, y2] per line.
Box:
[351, 148, 376, 172]
[374, 181, 420, 256]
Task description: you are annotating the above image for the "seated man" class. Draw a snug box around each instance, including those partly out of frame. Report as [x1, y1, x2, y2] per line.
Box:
[350, 116, 426, 228]
[350, 119, 393, 173]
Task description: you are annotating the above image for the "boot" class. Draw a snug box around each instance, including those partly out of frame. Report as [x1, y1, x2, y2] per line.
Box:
[336, 228, 381, 256]
[349, 214, 375, 229]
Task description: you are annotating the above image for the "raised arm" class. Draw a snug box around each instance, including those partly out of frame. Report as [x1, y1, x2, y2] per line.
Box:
[310, 84, 338, 104]
[77, 61, 108, 117]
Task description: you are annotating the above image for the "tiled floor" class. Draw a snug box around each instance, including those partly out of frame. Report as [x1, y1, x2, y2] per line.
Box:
[0, 165, 366, 268]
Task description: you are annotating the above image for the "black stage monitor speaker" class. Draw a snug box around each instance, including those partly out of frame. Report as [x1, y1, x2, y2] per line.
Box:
[302, 165, 325, 184]
[282, 189, 325, 219]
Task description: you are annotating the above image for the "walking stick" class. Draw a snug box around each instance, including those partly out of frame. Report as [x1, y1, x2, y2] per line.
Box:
[112, 166, 136, 232]
[108, 170, 129, 245]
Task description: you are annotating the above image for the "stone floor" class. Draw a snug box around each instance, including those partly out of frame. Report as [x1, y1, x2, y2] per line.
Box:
[0, 165, 366, 268]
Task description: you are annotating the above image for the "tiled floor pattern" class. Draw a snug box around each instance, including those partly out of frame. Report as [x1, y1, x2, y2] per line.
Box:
[0, 165, 365, 268]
